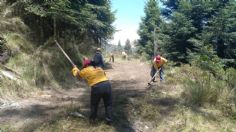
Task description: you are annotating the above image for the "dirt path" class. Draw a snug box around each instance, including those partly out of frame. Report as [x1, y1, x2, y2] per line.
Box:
[0, 60, 151, 131]
[106, 59, 150, 96]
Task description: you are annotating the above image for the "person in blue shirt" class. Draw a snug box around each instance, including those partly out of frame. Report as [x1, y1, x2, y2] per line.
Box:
[93, 48, 105, 68]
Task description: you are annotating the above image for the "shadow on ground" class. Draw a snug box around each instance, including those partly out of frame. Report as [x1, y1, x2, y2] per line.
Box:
[0, 79, 146, 132]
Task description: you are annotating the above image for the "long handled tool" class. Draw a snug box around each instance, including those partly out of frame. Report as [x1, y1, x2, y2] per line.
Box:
[54, 40, 76, 67]
[147, 68, 161, 86]
[55, 40, 87, 118]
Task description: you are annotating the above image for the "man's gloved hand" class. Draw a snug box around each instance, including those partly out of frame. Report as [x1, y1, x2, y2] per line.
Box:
[71, 66, 79, 77]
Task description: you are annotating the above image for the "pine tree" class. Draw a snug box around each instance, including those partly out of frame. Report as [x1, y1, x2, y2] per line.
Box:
[158, 0, 234, 64]
[137, 0, 161, 59]
[124, 39, 132, 55]
[162, 12, 196, 62]
[87, 0, 115, 46]
[5, 0, 115, 48]
[205, 1, 236, 67]
[117, 40, 123, 52]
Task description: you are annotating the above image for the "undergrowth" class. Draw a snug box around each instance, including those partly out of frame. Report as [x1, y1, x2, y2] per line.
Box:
[0, 33, 84, 98]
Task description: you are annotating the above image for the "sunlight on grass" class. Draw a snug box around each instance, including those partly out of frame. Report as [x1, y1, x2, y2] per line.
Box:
[36, 117, 115, 132]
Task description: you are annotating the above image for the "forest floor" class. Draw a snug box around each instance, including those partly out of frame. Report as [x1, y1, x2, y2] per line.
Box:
[0, 59, 151, 131]
[0, 59, 236, 132]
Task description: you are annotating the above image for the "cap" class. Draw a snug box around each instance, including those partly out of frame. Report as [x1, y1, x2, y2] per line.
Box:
[83, 59, 91, 68]
[96, 48, 101, 51]
[155, 55, 161, 63]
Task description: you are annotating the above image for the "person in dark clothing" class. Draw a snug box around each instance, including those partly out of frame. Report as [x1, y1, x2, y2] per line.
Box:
[93, 48, 105, 68]
[72, 59, 112, 124]
[109, 53, 114, 63]
[90, 81, 112, 123]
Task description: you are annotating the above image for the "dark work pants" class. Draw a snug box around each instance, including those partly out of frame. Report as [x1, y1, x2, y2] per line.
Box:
[150, 66, 156, 81]
[90, 81, 112, 122]
[150, 66, 164, 81]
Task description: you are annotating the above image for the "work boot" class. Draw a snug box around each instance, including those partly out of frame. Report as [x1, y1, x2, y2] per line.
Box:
[89, 119, 98, 125]
[105, 118, 112, 125]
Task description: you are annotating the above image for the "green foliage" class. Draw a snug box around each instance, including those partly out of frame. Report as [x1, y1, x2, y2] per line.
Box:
[226, 68, 236, 90]
[183, 69, 221, 106]
[161, 12, 197, 63]
[4, 0, 115, 48]
[225, 68, 236, 107]
[117, 40, 123, 52]
[205, 1, 236, 67]
[124, 39, 132, 55]
[137, 0, 161, 59]
[139, 52, 150, 62]
[0, 0, 115, 94]
[5, 33, 34, 55]
[181, 65, 236, 117]
[151, 0, 236, 67]
[190, 45, 224, 77]
[0, 35, 7, 54]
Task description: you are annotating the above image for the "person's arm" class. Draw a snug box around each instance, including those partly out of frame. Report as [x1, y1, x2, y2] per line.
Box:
[162, 57, 168, 63]
[101, 55, 105, 68]
[71, 66, 81, 79]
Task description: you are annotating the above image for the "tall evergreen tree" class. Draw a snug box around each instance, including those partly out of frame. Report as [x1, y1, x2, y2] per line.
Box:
[161, 12, 197, 62]
[117, 40, 123, 52]
[124, 39, 132, 55]
[205, 1, 236, 67]
[87, 0, 115, 45]
[4, 0, 115, 49]
[137, 0, 161, 59]
[159, 0, 235, 64]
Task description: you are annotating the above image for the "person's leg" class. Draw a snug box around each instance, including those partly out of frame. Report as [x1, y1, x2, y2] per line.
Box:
[159, 67, 164, 82]
[103, 92, 112, 123]
[112, 56, 114, 62]
[90, 89, 101, 121]
[150, 66, 157, 82]
[102, 83, 112, 124]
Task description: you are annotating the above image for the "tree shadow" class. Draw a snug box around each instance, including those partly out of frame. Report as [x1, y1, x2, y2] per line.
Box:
[149, 97, 179, 116]
[190, 106, 221, 122]
[0, 104, 66, 131]
[97, 80, 145, 132]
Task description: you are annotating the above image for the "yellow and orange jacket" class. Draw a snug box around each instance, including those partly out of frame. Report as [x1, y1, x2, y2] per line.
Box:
[153, 57, 168, 70]
[72, 66, 108, 87]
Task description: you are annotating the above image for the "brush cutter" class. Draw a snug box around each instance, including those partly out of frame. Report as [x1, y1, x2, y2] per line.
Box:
[54, 40, 76, 67]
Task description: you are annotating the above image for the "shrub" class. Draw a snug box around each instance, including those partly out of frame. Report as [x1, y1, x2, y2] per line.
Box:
[183, 68, 221, 106]
[140, 52, 149, 62]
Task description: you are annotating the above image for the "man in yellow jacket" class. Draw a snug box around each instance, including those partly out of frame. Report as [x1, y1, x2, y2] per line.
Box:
[150, 55, 167, 82]
[71, 58, 112, 124]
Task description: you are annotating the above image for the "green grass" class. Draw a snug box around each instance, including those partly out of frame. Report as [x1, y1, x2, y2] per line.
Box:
[0, 33, 83, 98]
[35, 95, 133, 132]
[36, 117, 115, 132]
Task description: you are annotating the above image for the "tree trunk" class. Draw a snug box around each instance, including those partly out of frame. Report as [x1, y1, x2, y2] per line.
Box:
[53, 16, 57, 40]
[40, 17, 44, 44]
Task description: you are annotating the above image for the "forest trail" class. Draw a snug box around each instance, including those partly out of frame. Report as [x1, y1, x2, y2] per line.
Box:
[0, 59, 152, 131]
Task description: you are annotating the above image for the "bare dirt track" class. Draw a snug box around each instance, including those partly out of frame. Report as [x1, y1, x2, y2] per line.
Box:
[0, 59, 151, 131]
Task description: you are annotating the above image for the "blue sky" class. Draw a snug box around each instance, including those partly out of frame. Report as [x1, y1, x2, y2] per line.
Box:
[110, 0, 146, 45]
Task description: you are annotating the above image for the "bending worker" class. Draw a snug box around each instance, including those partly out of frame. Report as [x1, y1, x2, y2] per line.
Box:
[150, 55, 167, 82]
[71, 58, 112, 124]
